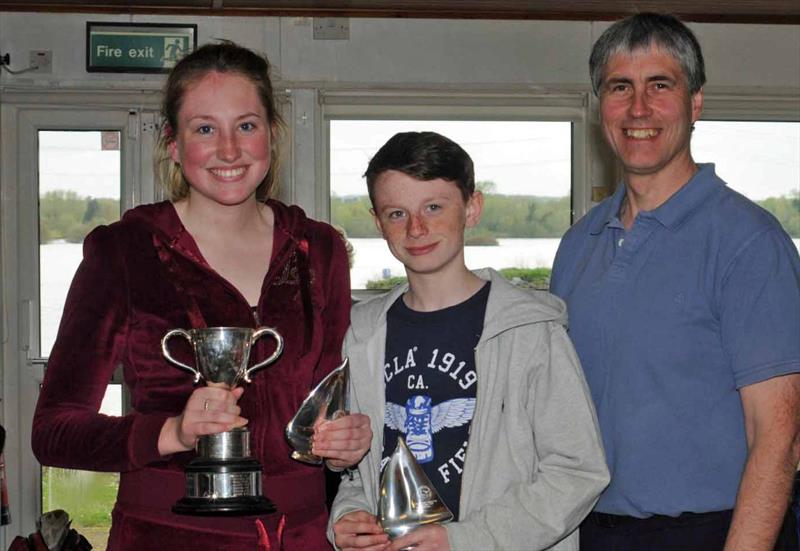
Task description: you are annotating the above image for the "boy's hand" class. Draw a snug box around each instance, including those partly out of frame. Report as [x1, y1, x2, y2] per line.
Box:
[390, 525, 451, 551]
[333, 510, 390, 551]
[312, 413, 372, 470]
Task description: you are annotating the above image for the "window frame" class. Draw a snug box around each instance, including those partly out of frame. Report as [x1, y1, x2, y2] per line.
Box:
[318, 89, 591, 294]
[700, 91, 800, 123]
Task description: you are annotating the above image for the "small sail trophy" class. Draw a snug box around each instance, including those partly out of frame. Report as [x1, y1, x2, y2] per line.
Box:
[378, 436, 454, 539]
[285, 358, 350, 464]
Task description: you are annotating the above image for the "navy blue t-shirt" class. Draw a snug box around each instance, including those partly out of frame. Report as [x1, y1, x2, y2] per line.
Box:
[381, 282, 490, 520]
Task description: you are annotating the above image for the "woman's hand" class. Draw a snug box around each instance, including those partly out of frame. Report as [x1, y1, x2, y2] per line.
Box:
[312, 413, 372, 470]
[333, 510, 390, 551]
[390, 525, 450, 551]
[158, 385, 247, 456]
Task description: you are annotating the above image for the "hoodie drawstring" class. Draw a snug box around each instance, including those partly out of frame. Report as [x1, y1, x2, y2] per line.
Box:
[255, 515, 286, 551]
[296, 238, 314, 355]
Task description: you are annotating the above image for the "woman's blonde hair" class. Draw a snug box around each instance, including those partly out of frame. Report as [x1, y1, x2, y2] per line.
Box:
[155, 40, 285, 202]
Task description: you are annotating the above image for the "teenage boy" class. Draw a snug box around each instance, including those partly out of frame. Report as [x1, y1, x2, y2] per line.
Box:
[328, 131, 609, 551]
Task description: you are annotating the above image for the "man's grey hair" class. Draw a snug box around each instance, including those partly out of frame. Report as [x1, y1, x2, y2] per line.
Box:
[589, 13, 706, 96]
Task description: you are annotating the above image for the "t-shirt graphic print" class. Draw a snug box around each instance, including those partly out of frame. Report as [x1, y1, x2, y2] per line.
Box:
[381, 282, 490, 520]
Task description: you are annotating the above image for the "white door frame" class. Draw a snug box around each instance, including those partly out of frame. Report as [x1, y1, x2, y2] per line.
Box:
[1, 95, 158, 543]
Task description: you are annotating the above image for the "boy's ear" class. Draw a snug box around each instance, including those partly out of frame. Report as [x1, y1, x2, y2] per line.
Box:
[465, 191, 484, 228]
[371, 207, 385, 237]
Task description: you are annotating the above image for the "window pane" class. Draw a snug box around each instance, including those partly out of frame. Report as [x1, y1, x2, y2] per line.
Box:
[330, 120, 571, 289]
[693, 121, 799, 249]
[41, 385, 121, 551]
[39, 130, 122, 356]
[38, 130, 122, 551]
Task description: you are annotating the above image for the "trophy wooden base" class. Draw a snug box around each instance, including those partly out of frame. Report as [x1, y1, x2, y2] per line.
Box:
[172, 494, 276, 516]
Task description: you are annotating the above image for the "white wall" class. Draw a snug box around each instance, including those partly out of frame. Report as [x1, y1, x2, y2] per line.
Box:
[1, 14, 798, 89]
[2, 13, 796, 210]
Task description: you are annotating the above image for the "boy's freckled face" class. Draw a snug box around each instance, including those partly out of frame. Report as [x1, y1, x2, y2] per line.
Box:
[371, 170, 482, 277]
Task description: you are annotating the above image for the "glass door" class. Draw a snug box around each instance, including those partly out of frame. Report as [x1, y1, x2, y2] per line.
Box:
[7, 106, 157, 550]
[37, 129, 123, 549]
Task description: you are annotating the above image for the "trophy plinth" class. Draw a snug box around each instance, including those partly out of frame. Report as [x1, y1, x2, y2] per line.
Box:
[378, 437, 454, 539]
[286, 358, 350, 464]
[162, 326, 284, 516]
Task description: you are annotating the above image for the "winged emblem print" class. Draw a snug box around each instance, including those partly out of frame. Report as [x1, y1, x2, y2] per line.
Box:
[385, 395, 476, 463]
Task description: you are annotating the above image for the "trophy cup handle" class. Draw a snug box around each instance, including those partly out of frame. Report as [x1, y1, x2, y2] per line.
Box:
[244, 327, 284, 383]
[161, 329, 203, 384]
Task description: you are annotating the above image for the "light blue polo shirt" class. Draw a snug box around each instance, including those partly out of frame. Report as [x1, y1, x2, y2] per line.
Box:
[551, 163, 800, 518]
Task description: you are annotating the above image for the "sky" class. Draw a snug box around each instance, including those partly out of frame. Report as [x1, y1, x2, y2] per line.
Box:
[39, 131, 122, 200]
[37, 120, 800, 202]
[330, 120, 572, 197]
[693, 120, 800, 200]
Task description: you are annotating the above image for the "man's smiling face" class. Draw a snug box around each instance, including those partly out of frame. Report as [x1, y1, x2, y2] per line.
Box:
[599, 45, 703, 181]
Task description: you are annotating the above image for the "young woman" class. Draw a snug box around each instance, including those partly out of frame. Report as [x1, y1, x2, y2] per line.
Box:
[33, 42, 370, 550]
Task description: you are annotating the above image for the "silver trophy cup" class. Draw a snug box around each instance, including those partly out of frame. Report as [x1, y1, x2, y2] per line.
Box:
[285, 358, 350, 464]
[378, 436, 454, 540]
[162, 326, 283, 516]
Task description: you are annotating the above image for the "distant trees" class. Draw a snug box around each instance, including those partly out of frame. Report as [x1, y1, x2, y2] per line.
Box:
[331, 195, 381, 238]
[332, 187, 799, 240]
[471, 192, 570, 239]
[758, 192, 799, 238]
[37, 186, 799, 246]
[332, 180, 571, 240]
[39, 190, 119, 244]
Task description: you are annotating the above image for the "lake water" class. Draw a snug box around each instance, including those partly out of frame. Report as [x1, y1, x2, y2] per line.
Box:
[348, 237, 561, 288]
[39, 238, 559, 350]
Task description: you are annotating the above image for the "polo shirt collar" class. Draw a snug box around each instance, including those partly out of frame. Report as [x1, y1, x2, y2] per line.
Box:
[589, 163, 721, 235]
[589, 184, 626, 235]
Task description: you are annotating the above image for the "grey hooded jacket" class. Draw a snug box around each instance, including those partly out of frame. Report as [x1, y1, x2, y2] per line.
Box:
[329, 268, 609, 550]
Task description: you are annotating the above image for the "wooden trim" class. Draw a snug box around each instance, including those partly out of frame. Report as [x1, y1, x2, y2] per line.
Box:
[0, 4, 797, 24]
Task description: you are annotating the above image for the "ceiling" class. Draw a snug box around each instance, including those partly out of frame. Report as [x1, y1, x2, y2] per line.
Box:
[0, 0, 798, 24]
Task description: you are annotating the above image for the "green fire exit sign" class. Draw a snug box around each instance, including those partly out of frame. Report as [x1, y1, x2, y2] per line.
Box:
[87, 22, 197, 73]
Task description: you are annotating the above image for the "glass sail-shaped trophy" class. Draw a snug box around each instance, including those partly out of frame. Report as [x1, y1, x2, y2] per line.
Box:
[285, 358, 350, 464]
[378, 436, 454, 539]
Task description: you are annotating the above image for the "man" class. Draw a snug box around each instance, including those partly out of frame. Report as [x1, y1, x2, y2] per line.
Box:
[329, 131, 609, 550]
[550, 13, 800, 551]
